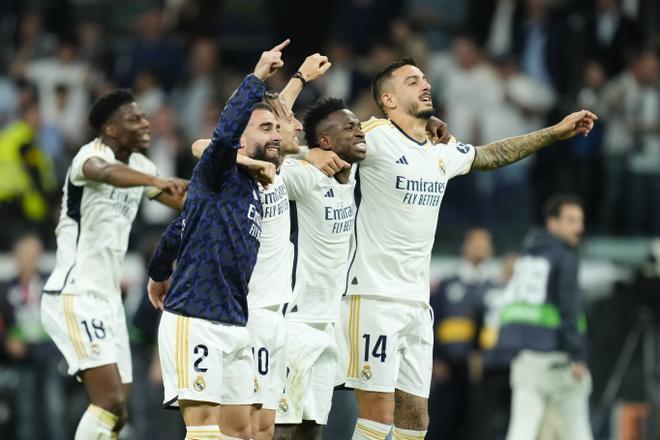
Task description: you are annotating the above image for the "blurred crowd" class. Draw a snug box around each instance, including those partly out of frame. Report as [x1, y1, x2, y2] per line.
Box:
[0, 0, 659, 253]
[0, 1, 660, 438]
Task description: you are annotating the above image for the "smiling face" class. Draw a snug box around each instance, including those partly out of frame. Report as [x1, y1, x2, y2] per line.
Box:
[109, 102, 151, 152]
[239, 108, 281, 165]
[318, 109, 366, 164]
[381, 64, 434, 120]
[277, 105, 303, 156]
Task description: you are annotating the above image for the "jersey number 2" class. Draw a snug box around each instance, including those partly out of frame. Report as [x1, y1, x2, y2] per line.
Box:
[363, 334, 387, 363]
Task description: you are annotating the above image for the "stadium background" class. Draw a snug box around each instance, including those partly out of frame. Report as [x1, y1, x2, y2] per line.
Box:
[0, 0, 659, 438]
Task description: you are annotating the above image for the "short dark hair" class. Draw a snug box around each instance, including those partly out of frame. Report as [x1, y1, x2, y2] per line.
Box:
[302, 98, 347, 148]
[88, 89, 135, 132]
[543, 194, 584, 220]
[371, 57, 417, 114]
[252, 101, 275, 115]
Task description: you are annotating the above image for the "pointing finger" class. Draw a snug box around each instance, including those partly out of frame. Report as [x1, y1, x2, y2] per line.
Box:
[271, 38, 291, 52]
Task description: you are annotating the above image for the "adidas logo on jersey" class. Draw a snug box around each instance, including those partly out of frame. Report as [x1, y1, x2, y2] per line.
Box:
[351, 276, 358, 285]
[324, 188, 335, 198]
[395, 156, 409, 165]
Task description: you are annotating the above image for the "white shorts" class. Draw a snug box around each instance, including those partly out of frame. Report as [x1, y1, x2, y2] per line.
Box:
[276, 322, 337, 425]
[337, 295, 433, 398]
[41, 293, 132, 383]
[247, 306, 287, 410]
[158, 310, 254, 408]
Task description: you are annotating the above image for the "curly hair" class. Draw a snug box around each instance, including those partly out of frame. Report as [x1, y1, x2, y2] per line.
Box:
[302, 98, 347, 148]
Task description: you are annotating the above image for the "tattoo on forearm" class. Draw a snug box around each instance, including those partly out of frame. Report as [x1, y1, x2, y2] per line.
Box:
[472, 127, 557, 171]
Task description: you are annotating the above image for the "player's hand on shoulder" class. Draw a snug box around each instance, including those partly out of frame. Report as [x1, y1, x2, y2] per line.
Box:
[552, 110, 598, 141]
[297, 53, 332, 82]
[306, 148, 350, 177]
[426, 116, 452, 144]
[253, 39, 290, 81]
[156, 177, 188, 197]
[148, 277, 170, 310]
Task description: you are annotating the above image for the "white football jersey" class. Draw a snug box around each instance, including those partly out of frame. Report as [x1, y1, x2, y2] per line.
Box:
[44, 139, 160, 298]
[248, 173, 294, 309]
[280, 158, 355, 323]
[345, 118, 475, 304]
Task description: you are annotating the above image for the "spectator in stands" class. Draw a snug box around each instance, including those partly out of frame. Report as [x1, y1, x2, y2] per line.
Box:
[429, 228, 498, 440]
[2, 234, 67, 440]
[24, 37, 91, 149]
[513, 0, 569, 94]
[173, 38, 229, 142]
[584, 0, 644, 77]
[121, 7, 183, 91]
[133, 69, 166, 117]
[480, 54, 555, 233]
[598, 49, 660, 234]
[0, 97, 56, 250]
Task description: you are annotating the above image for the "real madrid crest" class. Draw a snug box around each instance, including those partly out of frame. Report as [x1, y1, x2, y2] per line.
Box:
[278, 397, 289, 414]
[194, 375, 206, 392]
[361, 364, 372, 382]
[90, 343, 101, 356]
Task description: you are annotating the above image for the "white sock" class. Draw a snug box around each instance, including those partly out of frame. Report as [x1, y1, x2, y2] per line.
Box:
[393, 425, 427, 439]
[352, 418, 391, 439]
[74, 404, 117, 440]
[185, 425, 221, 439]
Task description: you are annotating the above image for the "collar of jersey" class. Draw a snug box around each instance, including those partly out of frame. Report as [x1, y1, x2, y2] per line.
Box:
[390, 120, 430, 147]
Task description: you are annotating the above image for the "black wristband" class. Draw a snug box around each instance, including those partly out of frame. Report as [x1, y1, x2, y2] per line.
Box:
[292, 71, 307, 86]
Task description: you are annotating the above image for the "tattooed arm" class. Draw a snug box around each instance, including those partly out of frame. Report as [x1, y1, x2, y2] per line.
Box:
[472, 110, 598, 171]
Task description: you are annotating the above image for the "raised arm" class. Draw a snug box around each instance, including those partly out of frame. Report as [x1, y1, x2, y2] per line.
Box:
[195, 39, 290, 188]
[279, 53, 331, 111]
[471, 110, 598, 171]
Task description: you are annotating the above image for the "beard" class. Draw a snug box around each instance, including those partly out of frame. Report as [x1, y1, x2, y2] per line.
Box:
[251, 142, 280, 166]
[406, 101, 435, 120]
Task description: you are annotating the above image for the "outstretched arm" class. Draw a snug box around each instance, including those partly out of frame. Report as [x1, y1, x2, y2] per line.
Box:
[83, 157, 187, 196]
[471, 110, 598, 171]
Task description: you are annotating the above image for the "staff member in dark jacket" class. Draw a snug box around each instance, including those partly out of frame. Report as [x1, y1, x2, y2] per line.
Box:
[498, 194, 592, 440]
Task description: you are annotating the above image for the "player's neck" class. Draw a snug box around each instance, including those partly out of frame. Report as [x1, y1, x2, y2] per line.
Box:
[334, 167, 350, 184]
[388, 112, 427, 143]
[100, 136, 131, 163]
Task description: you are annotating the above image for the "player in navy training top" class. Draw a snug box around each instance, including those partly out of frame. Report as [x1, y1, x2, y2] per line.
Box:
[146, 41, 289, 439]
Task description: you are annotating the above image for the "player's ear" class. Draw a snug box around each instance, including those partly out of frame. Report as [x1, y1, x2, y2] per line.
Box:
[319, 134, 331, 149]
[104, 122, 118, 139]
[381, 92, 396, 112]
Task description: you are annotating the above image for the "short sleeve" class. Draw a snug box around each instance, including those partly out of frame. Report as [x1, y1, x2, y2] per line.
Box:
[441, 140, 476, 179]
[69, 142, 115, 187]
[280, 158, 323, 201]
